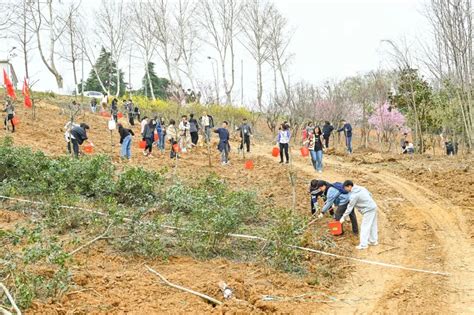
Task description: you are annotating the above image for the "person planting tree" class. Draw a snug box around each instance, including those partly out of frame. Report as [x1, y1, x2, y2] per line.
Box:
[313, 180, 359, 235]
[340, 180, 377, 249]
[337, 119, 353, 154]
[118, 123, 134, 161]
[68, 123, 91, 158]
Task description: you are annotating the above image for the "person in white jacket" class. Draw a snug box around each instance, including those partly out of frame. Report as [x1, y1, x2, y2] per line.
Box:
[340, 180, 378, 250]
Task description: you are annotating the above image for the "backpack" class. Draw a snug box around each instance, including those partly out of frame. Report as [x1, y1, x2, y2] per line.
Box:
[332, 182, 348, 195]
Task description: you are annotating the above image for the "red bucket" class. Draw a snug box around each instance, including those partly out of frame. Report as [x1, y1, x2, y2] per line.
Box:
[139, 140, 146, 149]
[154, 133, 159, 142]
[117, 112, 124, 119]
[300, 147, 309, 157]
[328, 221, 343, 236]
[272, 147, 280, 157]
[11, 116, 19, 126]
[172, 143, 181, 152]
[244, 160, 254, 170]
[84, 144, 94, 154]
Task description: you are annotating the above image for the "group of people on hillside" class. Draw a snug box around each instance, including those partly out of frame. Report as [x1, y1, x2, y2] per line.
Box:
[310, 179, 378, 250]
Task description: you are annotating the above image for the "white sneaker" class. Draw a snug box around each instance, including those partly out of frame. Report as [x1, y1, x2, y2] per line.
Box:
[356, 245, 368, 250]
[318, 170, 322, 173]
[369, 241, 379, 246]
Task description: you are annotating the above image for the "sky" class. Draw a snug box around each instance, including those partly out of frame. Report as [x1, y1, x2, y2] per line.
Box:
[1, 0, 430, 103]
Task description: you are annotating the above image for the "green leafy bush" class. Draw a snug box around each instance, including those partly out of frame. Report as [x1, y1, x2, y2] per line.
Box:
[115, 166, 163, 205]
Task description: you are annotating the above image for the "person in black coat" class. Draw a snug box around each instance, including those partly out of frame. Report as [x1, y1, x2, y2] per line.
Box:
[69, 123, 90, 158]
[322, 121, 334, 148]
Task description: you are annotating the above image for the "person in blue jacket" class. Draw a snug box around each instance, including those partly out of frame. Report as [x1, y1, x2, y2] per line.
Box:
[214, 121, 230, 165]
[314, 180, 359, 234]
[155, 117, 166, 153]
[337, 119, 353, 154]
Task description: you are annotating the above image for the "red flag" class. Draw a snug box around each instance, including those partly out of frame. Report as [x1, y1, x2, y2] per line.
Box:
[22, 78, 32, 108]
[3, 69, 16, 100]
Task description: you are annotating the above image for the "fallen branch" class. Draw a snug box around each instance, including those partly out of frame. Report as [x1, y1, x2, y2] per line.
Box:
[0, 283, 21, 315]
[145, 265, 222, 306]
[68, 223, 113, 256]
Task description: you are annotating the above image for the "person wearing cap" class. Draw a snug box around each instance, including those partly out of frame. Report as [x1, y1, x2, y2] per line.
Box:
[314, 180, 359, 235]
[340, 180, 378, 250]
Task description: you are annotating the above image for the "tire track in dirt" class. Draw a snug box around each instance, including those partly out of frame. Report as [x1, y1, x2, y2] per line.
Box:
[322, 155, 473, 313]
[252, 145, 463, 313]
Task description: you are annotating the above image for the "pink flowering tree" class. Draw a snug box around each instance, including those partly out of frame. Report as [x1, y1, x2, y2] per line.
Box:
[369, 102, 406, 145]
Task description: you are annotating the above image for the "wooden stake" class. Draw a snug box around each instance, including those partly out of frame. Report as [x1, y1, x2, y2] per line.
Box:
[145, 265, 223, 306]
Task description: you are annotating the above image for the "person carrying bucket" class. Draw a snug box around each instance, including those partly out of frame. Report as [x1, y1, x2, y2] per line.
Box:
[214, 121, 230, 165]
[304, 126, 324, 173]
[340, 180, 377, 250]
[118, 123, 134, 161]
[277, 122, 291, 164]
[313, 180, 359, 235]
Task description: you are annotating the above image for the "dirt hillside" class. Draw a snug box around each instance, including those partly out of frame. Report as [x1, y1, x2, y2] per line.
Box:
[1, 102, 473, 314]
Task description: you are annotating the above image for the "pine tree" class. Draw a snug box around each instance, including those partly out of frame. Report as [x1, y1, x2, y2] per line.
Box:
[84, 47, 126, 96]
[142, 62, 170, 100]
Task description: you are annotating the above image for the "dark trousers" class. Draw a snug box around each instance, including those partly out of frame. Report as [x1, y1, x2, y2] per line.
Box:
[191, 131, 198, 145]
[335, 203, 359, 234]
[145, 138, 153, 153]
[323, 135, 330, 148]
[240, 136, 250, 152]
[279, 143, 289, 162]
[170, 139, 177, 158]
[4, 114, 14, 132]
[113, 114, 118, 123]
[68, 139, 80, 158]
[129, 114, 134, 126]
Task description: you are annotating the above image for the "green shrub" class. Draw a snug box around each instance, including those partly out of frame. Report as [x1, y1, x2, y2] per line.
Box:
[115, 166, 163, 205]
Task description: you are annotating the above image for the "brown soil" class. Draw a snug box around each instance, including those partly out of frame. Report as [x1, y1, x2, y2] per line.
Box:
[1, 102, 473, 314]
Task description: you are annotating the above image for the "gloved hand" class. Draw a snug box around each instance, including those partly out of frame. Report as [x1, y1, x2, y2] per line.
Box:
[318, 213, 324, 219]
[339, 216, 345, 223]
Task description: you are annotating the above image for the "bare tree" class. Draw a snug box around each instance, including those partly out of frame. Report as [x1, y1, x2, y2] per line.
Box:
[30, 0, 69, 89]
[96, 0, 129, 97]
[426, 0, 473, 149]
[198, 0, 242, 104]
[129, 1, 158, 100]
[239, 0, 272, 109]
[267, 5, 293, 108]
[8, 0, 35, 79]
[60, 4, 82, 95]
[173, 0, 200, 91]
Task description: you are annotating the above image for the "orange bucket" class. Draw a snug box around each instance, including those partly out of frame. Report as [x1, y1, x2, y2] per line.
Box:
[11, 116, 19, 126]
[139, 140, 146, 149]
[117, 112, 124, 119]
[272, 147, 280, 157]
[100, 112, 111, 118]
[172, 143, 181, 152]
[300, 147, 309, 157]
[84, 144, 94, 154]
[328, 221, 343, 236]
[154, 133, 159, 142]
[244, 160, 254, 170]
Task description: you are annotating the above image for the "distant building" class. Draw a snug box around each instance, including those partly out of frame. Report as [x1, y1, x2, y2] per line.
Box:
[0, 61, 18, 88]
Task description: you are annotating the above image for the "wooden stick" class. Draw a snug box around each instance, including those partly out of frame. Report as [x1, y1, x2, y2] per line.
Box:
[68, 223, 113, 256]
[0, 283, 21, 315]
[145, 265, 222, 306]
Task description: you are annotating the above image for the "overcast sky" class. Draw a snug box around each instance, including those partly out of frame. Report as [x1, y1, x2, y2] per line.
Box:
[2, 0, 430, 102]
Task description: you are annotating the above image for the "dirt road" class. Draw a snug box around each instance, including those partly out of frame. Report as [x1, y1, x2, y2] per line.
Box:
[252, 144, 473, 314]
